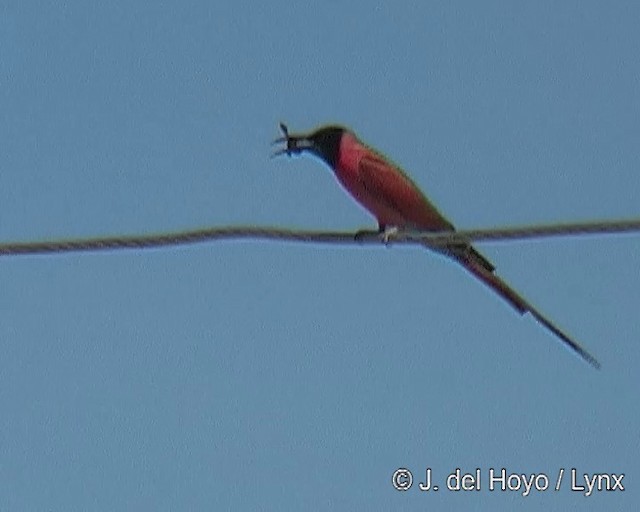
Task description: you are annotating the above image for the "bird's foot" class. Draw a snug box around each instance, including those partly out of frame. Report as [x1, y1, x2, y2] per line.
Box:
[353, 225, 399, 245]
[379, 226, 399, 246]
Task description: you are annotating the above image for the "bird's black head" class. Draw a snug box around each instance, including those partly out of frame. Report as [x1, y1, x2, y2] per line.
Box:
[273, 123, 345, 168]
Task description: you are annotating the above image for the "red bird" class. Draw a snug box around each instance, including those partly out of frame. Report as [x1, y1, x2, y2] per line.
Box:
[274, 123, 600, 369]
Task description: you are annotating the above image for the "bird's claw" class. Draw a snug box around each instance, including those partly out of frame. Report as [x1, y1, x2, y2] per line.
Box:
[379, 226, 399, 246]
[354, 226, 399, 245]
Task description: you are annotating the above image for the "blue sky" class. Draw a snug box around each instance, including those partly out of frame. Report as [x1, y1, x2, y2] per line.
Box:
[1, 1, 638, 510]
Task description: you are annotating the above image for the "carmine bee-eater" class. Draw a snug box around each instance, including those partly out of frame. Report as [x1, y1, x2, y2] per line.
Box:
[273, 122, 600, 369]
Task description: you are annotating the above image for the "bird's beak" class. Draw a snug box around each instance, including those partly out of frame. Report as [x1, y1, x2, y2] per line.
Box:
[271, 122, 314, 158]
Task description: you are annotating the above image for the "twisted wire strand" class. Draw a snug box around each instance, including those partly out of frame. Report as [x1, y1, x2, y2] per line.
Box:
[0, 218, 638, 257]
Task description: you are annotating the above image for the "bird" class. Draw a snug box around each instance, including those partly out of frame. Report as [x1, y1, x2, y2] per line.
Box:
[273, 122, 601, 369]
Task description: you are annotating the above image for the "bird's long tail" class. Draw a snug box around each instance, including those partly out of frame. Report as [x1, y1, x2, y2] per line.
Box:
[455, 247, 601, 369]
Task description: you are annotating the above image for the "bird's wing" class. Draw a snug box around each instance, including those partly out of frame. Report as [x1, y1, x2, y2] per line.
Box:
[358, 154, 496, 271]
[357, 154, 455, 231]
